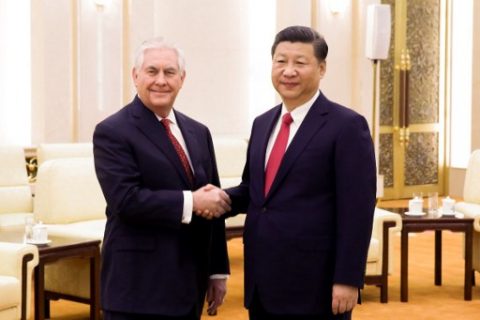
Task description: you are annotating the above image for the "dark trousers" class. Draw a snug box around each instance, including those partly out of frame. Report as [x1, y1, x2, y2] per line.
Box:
[103, 309, 199, 320]
[248, 292, 352, 320]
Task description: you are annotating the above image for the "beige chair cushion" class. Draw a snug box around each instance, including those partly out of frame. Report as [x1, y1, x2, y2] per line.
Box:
[220, 177, 242, 189]
[36, 143, 93, 166]
[464, 150, 480, 204]
[367, 238, 380, 263]
[456, 202, 480, 231]
[0, 276, 20, 310]
[213, 137, 248, 230]
[34, 158, 106, 224]
[0, 146, 33, 227]
[46, 219, 106, 240]
[213, 137, 248, 228]
[0, 213, 34, 227]
[213, 137, 248, 178]
[0, 186, 33, 214]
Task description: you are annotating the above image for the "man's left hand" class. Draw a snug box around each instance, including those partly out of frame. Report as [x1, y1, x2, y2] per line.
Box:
[206, 278, 227, 316]
[331, 284, 358, 315]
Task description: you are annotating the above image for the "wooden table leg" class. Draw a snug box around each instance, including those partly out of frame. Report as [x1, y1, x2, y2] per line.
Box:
[464, 224, 473, 300]
[90, 249, 101, 320]
[401, 229, 409, 302]
[435, 230, 442, 285]
[34, 263, 45, 320]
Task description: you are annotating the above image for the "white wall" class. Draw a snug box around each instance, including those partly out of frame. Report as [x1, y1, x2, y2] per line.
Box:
[27, 0, 373, 143]
[77, 0, 123, 141]
[151, 0, 251, 136]
[0, 0, 31, 145]
[31, 0, 72, 144]
[448, 0, 480, 196]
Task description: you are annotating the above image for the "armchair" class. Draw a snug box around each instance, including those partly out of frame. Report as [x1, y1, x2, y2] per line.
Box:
[36, 142, 93, 166]
[212, 136, 248, 239]
[0, 242, 39, 320]
[454, 150, 480, 282]
[0, 146, 34, 227]
[364, 208, 402, 303]
[33, 157, 105, 306]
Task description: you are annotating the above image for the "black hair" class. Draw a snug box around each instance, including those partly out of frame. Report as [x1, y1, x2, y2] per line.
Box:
[271, 26, 328, 62]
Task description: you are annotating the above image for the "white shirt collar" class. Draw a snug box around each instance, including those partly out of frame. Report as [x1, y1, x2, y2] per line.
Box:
[155, 109, 178, 125]
[280, 91, 319, 124]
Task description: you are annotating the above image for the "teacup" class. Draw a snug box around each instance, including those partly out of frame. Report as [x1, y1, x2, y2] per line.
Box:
[408, 197, 423, 214]
[442, 196, 456, 215]
[32, 223, 48, 242]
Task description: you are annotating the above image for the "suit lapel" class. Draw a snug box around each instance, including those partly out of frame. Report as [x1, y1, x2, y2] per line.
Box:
[131, 97, 192, 187]
[265, 93, 330, 199]
[251, 106, 282, 200]
[174, 110, 204, 187]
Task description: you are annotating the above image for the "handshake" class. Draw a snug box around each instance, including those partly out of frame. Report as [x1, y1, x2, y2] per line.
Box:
[192, 184, 231, 219]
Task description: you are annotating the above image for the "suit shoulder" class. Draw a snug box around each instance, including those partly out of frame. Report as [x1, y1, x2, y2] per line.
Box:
[174, 109, 210, 132]
[327, 101, 367, 124]
[95, 104, 132, 131]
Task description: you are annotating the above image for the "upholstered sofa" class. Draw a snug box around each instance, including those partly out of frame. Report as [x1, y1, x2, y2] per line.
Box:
[365, 208, 402, 303]
[0, 242, 39, 320]
[0, 146, 34, 227]
[33, 157, 106, 302]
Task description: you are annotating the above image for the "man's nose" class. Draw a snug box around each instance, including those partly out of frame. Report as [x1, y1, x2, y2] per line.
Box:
[155, 72, 167, 85]
[283, 64, 297, 76]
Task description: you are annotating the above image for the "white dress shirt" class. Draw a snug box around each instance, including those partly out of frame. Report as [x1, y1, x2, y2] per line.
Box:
[265, 91, 319, 167]
[156, 111, 194, 224]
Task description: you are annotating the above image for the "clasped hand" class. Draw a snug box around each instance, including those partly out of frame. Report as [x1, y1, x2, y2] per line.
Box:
[192, 184, 231, 219]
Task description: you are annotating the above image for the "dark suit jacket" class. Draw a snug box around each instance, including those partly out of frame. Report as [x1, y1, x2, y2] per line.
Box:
[93, 96, 229, 317]
[227, 92, 376, 315]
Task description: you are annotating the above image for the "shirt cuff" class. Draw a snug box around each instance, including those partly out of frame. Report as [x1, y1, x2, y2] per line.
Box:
[209, 274, 230, 280]
[182, 191, 193, 224]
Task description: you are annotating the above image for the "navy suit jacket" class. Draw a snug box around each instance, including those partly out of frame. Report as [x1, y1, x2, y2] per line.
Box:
[93, 96, 229, 316]
[227, 92, 376, 315]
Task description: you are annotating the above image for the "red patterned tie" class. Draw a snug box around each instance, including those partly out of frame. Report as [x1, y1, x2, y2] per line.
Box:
[161, 119, 194, 185]
[264, 113, 293, 195]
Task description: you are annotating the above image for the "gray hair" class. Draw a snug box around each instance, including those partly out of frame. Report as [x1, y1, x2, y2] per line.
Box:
[133, 37, 186, 74]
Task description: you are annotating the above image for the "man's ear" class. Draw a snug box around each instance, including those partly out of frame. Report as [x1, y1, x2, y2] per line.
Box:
[319, 61, 326, 78]
[131, 67, 138, 85]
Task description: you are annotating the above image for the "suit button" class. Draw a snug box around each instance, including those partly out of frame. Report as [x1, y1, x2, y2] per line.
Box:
[262, 207, 267, 213]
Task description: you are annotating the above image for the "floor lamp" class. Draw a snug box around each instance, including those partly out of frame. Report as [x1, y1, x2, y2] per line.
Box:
[365, 4, 391, 200]
[371, 59, 379, 144]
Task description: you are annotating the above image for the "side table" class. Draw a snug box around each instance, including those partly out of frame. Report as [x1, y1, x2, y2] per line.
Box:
[35, 237, 101, 320]
[0, 228, 101, 320]
[382, 208, 473, 302]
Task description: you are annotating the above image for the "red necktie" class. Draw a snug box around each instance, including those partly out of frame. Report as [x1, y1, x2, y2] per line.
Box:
[264, 113, 293, 195]
[161, 119, 194, 185]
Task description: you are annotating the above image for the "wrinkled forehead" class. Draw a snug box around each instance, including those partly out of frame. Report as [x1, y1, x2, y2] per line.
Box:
[273, 41, 316, 57]
[141, 48, 180, 68]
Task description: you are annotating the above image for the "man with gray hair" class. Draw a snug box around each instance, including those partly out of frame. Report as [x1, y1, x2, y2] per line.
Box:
[93, 37, 230, 319]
